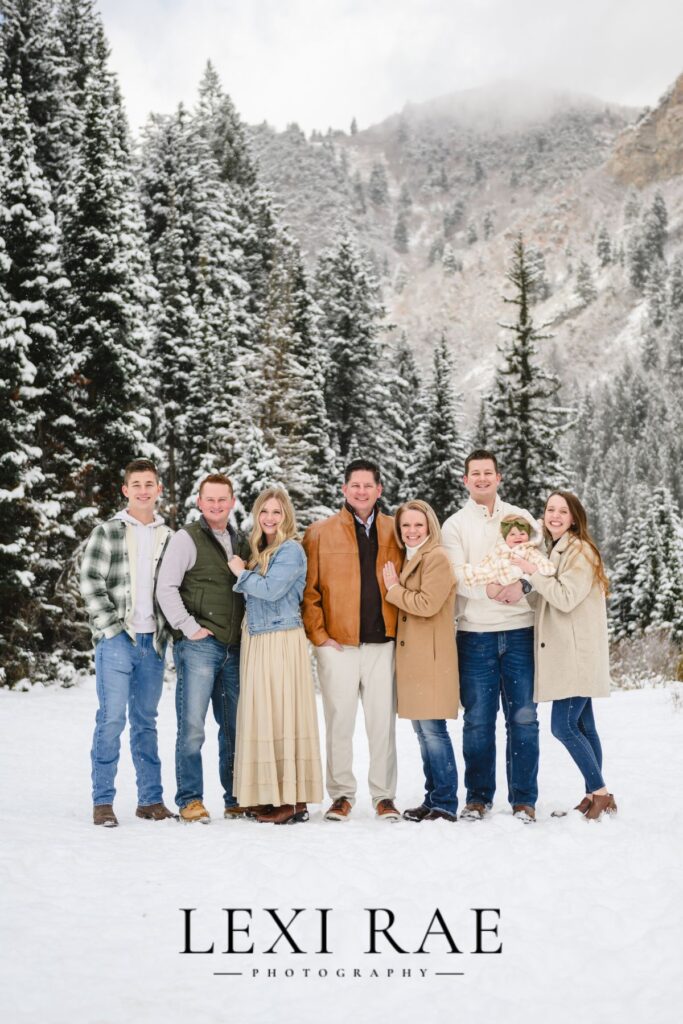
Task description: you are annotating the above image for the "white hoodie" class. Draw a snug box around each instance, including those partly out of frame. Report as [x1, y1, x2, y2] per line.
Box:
[114, 510, 167, 633]
[441, 497, 536, 632]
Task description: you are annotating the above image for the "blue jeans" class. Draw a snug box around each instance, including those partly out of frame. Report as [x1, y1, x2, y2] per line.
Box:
[174, 636, 240, 809]
[457, 627, 538, 808]
[412, 719, 458, 815]
[551, 697, 605, 793]
[91, 631, 166, 806]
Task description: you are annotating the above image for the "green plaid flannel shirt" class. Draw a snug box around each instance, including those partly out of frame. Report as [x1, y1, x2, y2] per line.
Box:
[79, 518, 171, 654]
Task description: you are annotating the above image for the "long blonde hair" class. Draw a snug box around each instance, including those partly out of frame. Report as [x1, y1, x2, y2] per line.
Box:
[393, 499, 442, 549]
[248, 487, 299, 574]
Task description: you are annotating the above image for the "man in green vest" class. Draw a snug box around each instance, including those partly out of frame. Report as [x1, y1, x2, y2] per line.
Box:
[157, 474, 249, 823]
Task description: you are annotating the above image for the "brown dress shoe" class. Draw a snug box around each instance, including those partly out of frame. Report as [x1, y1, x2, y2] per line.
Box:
[325, 797, 352, 821]
[585, 793, 617, 820]
[136, 803, 178, 821]
[574, 796, 592, 814]
[256, 803, 309, 824]
[424, 809, 458, 822]
[376, 799, 401, 821]
[93, 804, 118, 827]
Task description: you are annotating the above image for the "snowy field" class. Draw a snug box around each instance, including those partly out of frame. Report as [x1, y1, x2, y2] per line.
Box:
[2, 678, 682, 1024]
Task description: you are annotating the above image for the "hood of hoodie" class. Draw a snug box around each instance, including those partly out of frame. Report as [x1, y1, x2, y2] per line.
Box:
[114, 510, 165, 528]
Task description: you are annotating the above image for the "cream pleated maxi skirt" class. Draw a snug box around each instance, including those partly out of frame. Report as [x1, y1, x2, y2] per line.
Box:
[234, 626, 323, 806]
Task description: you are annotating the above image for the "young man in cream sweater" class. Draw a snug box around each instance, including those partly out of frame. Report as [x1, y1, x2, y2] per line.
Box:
[441, 450, 539, 823]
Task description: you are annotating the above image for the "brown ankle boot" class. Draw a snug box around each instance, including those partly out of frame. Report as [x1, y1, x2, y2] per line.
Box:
[585, 793, 617, 820]
[574, 796, 592, 814]
[256, 803, 309, 824]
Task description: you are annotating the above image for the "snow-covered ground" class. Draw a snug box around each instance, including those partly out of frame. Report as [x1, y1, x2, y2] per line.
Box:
[2, 679, 682, 1024]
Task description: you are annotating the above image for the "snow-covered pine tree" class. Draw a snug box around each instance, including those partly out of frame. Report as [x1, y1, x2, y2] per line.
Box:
[60, 35, 154, 521]
[596, 224, 612, 266]
[393, 211, 408, 253]
[193, 60, 256, 189]
[378, 332, 425, 507]
[150, 199, 199, 528]
[612, 486, 683, 642]
[0, 117, 41, 686]
[315, 233, 386, 462]
[485, 234, 568, 513]
[0, 0, 70, 188]
[368, 162, 389, 206]
[410, 334, 466, 522]
[262, 243, 338, 520]
[0, 81, 81, 679]
[575, 258, 597, 306]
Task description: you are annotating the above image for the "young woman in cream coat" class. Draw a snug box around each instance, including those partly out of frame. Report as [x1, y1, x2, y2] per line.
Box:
[382, 500, 460, 822]
[512, 491, 616, 820]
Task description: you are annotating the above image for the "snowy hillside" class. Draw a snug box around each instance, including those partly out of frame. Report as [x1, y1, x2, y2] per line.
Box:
[1, 680, 682, 1024]
[250, 79, 683, 394]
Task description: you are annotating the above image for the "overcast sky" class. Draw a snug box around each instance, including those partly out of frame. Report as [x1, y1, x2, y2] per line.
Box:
[98, 0, 683, 135]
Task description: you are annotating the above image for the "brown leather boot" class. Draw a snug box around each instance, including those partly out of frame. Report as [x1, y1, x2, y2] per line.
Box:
[574, 796, 592, 814]
[136, 803, 178, 821]
[585, 793, 617, 820]
[93, 804, 118, 827]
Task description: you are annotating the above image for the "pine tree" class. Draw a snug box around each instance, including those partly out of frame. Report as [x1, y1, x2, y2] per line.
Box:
[485, 235, 568, 512]
[350, 116, 358, 135]
[0, 80, 83, 681]
[315, 234, 386, 462]
[378, 333, 424, 506]
[596, 225, 612, 266]
[612, 486, 683, 641]
[368, 162, 389, 205]
[442, 244, 461, 274]
[526, 244, 550, 303]
[410, 334, 466, 521]
[575, 258, 597, 306]
[0, 0, 70, 187]
[60, 37, 154, 520]
[151, 201, 199, 527]
[393, 211, 408, 253]
[0, 120, 40, 686]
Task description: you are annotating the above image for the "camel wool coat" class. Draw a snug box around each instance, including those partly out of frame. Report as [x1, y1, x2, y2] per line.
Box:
[531, 532, 612, 702]
[385, 537, 459, 720]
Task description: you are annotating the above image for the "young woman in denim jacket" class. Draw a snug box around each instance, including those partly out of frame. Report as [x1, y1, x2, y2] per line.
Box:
[228, 487, 323, 824]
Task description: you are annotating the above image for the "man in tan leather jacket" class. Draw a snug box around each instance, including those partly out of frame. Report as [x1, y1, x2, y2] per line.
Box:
[302, 459, 403, 821]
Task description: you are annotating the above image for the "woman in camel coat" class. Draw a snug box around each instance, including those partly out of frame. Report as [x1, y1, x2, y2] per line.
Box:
[382, 500, 459, 822]
[512, 491, 616, 821]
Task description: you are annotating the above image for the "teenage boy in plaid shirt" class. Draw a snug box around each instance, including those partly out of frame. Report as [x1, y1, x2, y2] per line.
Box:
[80, 459, 174, 827]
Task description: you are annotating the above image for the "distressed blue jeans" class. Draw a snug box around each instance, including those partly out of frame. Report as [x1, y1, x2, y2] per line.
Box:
[412, 719, 459, 815]
[551, 697, 605, 793]
[174, 636, 240, 810]
[91, 631, 166, 806]
[457, 627, 538, 808]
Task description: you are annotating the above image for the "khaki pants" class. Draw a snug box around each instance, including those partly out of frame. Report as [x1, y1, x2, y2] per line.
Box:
[315, 642, 397, 806]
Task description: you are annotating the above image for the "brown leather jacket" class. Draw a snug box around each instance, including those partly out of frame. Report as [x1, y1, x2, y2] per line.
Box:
[302, 506, 402, 646]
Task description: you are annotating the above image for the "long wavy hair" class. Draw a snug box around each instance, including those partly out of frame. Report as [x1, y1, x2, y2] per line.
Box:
[393, 499, 442, 549]
[248, 487, 299, 574]
[543, 491, 609, 595]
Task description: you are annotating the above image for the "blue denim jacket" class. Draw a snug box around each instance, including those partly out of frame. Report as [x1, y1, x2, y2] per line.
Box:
[233, 540, 306, 636]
